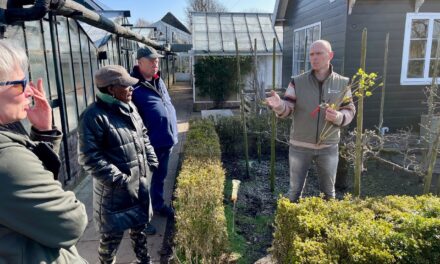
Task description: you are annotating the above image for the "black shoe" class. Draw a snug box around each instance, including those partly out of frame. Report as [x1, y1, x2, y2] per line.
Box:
[154, 205, 175, 218]
[143, 223, 156, 235]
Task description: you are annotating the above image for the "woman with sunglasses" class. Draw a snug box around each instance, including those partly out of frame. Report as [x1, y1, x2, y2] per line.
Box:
[78, 65, 158, 264]
[0, 40, 88, 262]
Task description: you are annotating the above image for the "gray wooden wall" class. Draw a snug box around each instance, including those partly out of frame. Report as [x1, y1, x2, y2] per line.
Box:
[281, 0, 347, 87]
[345, 0, 440, 130]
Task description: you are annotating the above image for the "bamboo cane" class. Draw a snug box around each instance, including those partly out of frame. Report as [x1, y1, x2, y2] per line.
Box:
[378, 33, 389, 132]
[424, 36, 440, 194]
[236, 38, 250, 178]
[354, 28, 367, 197]
[254, 39, 262, 163]
[270, 38, 276, 192]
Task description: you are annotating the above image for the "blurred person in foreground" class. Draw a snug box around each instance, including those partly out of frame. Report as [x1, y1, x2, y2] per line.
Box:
[0, 40, 88, 263]
[131, 46, 178, 235]
[266, 40, 355, 202]
[78, 65, 158, 264]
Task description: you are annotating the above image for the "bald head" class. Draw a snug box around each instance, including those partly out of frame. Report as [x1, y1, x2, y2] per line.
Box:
[310, 40, 332, 53]
[309, 39, 334, 73]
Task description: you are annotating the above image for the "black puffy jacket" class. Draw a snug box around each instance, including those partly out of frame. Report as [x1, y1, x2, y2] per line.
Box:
[78, 95, 158, 233]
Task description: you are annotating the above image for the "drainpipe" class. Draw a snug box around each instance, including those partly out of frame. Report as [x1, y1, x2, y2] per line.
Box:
[55, 0, 169, 51]
[0, 0, 65, 24]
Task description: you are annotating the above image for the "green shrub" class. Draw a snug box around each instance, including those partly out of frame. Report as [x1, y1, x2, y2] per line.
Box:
[174, 119, 228, 263]
[215, 113, 290, 157]
[194, 56, 252, 106]
[273, 195, 440, 264]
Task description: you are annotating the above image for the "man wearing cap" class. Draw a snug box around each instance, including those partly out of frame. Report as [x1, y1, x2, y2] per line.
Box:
[131, 46, 178, 234]
[78, 65, 158, 264]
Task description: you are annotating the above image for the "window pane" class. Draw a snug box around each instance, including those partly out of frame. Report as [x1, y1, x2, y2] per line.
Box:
[313, 25, 320, 41]
[81, 31, 94, 105]
[43, 21, 58, 100]
[4, 25, 25, 47]
[409, 40, 426, 59]
[90, 46, 98, 98]
[411, 19, 428, 38]
[433, 19, 440, 39]
[408, 60, 425, 78]
[429, 59, 440, 77]
[432, 39, 440, 58]
[57, 16, 77, 131]
[431, 20, 440, 58]
[69, 20, 86, 115]
[52, 107, 62, 129]
[25, 21, 50, 97]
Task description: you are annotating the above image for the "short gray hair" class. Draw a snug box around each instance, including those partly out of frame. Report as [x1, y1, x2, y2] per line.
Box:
[0, 40, 28, 81]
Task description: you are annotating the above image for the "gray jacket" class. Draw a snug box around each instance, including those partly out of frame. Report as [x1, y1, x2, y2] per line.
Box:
[0, 126, 88, 264]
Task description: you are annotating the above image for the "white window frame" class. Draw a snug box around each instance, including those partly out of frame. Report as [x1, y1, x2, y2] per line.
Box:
[292, 21, 321, 77]
[401, 13, 440, 85]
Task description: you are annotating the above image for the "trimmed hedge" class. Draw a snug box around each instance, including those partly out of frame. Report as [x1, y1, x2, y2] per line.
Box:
[273, 195, 440, 264]
[174, 119, 228, 263]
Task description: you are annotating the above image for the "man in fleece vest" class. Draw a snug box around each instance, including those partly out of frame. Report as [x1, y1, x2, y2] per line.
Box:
[266, 40, 355, 202]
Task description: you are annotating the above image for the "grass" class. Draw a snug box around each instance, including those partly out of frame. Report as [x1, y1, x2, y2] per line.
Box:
[224, 179, 275, 263]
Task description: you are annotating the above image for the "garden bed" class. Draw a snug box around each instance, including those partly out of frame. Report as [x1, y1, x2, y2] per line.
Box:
[222, 154, 427, 263]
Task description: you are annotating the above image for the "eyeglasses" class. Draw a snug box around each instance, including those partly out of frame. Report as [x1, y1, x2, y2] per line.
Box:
[0, 78, 28, 93]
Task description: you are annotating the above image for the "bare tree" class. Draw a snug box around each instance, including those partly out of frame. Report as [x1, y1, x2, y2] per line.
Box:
[134, 18, 151, 27]
[185, 0, 228, 28]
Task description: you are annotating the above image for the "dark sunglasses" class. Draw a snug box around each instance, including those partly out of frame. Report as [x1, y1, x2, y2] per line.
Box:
[0, 78, 28, 93]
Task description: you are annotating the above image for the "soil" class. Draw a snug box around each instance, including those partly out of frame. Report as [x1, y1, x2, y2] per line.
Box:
[222, 154, 428, 264]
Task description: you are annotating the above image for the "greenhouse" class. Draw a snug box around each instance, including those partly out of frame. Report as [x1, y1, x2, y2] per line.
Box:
[190, 12, 283, 109]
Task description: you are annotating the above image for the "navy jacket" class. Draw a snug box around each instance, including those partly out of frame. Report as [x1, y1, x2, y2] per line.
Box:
[131, 66, 178, 149]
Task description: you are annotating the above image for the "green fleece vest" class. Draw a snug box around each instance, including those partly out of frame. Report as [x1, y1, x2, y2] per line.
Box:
[291, 70, 349, 145]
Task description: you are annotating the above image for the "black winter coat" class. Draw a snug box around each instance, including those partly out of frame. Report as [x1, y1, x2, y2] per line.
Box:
[78, 96, 158, 233]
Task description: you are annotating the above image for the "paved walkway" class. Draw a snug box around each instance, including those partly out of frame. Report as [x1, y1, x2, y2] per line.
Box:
[75, 82, 194, 263]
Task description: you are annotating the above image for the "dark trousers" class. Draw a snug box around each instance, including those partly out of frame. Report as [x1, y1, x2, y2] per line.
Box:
[98, 225, 149, 263]
[151, 147, 172, 211]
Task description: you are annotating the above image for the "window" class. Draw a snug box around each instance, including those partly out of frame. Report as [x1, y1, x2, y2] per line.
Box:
[401, 13, 440, 85]
[292, 22, 321, 76]
[68, 20, 87, 115]
[57, 16, 78, 132]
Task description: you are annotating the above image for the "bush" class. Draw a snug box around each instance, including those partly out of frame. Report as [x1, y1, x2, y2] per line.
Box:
[174, 119, 228, 263]
[215, 113, 291, 158]
[272, 195, 440, 264]
[194, 56, 252, 106]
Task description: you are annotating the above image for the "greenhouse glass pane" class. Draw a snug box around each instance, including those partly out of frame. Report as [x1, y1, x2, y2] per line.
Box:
[208, 32, 222, 51]
[246, 15, 260, 33]
[42, 21, 58, 100]
[25, 21, 50, 97]
[80, 30, 94, 106]
[68, 20, 86, 115]
[233, 15, 247, 32]
[207, 15, 220, 32]
[57, 16, 77, 131]
[192, 14, 205, 24]
[220, 15, 234, 33]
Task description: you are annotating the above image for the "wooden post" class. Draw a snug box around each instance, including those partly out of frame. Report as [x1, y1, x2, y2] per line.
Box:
[354, 28, 367, 197]
[378, 33, 389, 132]
[270, 38, 276, 192]
[236, 38, 250, 178]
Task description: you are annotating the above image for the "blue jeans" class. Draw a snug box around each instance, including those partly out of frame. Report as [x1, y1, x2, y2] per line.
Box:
[287, 144, 339, 202]
[151, 147, 172, 211]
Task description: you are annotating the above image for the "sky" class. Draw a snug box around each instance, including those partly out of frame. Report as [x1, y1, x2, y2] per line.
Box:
[100, 0, 277, 26]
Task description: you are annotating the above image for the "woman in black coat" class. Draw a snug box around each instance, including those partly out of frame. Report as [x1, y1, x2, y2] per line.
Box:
[78, 65, 158, 264]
